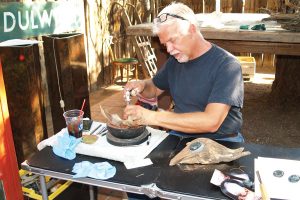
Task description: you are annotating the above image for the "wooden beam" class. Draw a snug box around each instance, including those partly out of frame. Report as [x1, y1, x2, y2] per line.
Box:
[127, 23, 154, 36]
[127, 24, 300, 44]
[201, 28, 300, 44]
[208, 40, 300, 56]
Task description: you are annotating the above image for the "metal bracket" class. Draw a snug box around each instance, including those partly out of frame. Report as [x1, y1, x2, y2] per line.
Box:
[140, 183, 161, 198]
[139, 183, 185, 199]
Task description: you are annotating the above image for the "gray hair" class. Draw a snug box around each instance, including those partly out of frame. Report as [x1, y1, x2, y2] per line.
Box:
[153, 2, 199, 34]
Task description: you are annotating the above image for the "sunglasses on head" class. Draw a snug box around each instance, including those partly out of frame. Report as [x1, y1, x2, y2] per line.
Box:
[154, 13, 187, 24]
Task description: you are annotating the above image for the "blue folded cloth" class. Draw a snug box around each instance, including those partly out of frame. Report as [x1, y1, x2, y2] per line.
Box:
[72, 161, 116, 179]
[52, 131, 81, 160]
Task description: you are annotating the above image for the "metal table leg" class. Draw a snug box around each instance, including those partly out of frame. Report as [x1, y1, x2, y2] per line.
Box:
[89, 185, 95, 200]
[39, 175, 48, 200]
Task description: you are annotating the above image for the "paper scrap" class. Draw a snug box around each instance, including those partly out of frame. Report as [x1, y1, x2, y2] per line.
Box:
[255, 157, 300, 200]
[124, 158, 153, 169]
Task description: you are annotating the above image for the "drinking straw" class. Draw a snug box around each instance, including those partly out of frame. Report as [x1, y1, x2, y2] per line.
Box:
[80, 99, 86, 111]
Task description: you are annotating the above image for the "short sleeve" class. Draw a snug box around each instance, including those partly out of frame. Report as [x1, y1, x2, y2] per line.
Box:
[208, 60, 244, 108]
[152, 58, 172, 91]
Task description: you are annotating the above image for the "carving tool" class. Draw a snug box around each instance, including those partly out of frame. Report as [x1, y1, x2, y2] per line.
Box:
[125, 89, 131, 105]
[256, 170, 269, 200]
[90, 124, 103, 135]
[146, 132, 152, 145]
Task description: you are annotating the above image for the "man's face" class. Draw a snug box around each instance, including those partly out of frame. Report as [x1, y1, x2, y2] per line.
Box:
[158, 23, 191, 63]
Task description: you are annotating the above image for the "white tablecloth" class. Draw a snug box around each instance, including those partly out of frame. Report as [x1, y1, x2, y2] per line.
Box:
[37, 122, 168, 164]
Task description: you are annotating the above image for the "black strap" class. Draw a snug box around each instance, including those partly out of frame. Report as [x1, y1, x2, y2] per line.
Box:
[168, 130, 238, 139]
[220, 179, 246, 200]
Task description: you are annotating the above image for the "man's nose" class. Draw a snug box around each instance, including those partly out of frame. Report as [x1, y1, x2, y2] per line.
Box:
[166, 42, 173, 53]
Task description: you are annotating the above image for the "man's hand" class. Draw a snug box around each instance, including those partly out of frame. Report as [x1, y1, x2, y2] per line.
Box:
[123, 79, 163, 101]
[123, 105, 155, 126]
[123, 80, 145, 97]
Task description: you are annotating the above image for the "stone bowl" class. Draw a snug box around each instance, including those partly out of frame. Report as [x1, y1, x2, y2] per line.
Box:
[107, 123, 146, 139]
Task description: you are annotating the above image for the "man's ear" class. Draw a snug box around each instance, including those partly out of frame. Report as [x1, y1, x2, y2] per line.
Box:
[189, 24, 196, 33]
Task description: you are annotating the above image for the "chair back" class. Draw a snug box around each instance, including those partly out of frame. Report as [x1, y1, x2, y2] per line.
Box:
[109, 2, 158, 78]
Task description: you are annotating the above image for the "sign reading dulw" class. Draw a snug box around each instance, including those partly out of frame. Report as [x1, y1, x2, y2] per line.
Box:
[0, 1, 84, 41]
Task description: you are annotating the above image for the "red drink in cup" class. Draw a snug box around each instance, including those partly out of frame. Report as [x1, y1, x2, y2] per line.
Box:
[63, 109, 84, 138]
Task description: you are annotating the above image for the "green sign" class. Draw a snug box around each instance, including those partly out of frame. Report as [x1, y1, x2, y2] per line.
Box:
[0, 1, 84, 42]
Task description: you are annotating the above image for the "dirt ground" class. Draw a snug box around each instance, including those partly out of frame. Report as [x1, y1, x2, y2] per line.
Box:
[242, 80, 300, 148]
[241, 62, 300, 148]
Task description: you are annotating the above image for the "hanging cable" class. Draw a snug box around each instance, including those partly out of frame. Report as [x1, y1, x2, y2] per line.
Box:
[52, 38, 65, 113]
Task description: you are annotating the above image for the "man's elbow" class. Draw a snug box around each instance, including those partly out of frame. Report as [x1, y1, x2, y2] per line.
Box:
[205, 120, 222, 133]
[207, 126, 219, 133]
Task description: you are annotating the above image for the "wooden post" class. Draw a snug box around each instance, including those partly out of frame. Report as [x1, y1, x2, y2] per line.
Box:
[271, 55, 300, 106]
[0, 44, 47, 166]
[43, 33, 91, 134]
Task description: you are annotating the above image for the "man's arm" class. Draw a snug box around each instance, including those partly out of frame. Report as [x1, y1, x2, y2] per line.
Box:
[124, 103, 230, 134]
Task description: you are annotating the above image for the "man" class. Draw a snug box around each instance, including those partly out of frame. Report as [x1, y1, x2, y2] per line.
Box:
[123, 2, 244, 143]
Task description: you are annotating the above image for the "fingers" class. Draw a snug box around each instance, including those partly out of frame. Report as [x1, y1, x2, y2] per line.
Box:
[123, 80, 144, 96]
[130, 88, 139, 96]
[123, 105, 138, 119]
[123, 105, 147, 125]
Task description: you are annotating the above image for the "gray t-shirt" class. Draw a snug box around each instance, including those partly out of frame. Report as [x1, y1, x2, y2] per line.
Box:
[153, 43, 244, 137]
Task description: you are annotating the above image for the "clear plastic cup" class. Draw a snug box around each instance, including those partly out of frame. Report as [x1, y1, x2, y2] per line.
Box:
[63, 109, 84, 138]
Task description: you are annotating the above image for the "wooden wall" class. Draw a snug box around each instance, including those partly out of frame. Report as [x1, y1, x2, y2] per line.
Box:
[0, 0, 282, 90]
[0, 0, 280, 108]
[84, 0, 159, 90]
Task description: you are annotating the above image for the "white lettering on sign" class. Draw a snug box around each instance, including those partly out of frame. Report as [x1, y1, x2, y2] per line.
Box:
[3, 9, 53, 32]
[37, 10, 53, 28]
[31, 10, 38, 29]
[1, 1, 84, 40]
[4, 12, 16, 32]
[18, 10, 29, 30]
